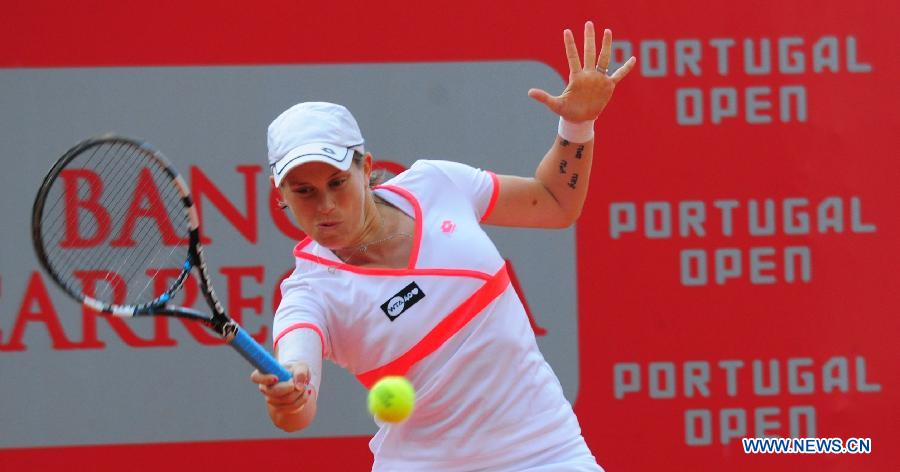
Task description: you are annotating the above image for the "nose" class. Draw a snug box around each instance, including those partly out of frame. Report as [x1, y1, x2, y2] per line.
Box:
[317, 191, 336, 214]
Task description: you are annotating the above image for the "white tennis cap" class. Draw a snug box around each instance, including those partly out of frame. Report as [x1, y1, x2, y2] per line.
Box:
[267, 102, 365, 186]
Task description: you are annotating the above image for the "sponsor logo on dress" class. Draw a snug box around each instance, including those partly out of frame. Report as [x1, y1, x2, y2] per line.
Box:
[441, 219, 456, 234]
[380, 282, 426, 321]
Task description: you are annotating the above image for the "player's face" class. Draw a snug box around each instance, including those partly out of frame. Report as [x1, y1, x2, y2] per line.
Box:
[275, 156, 374, 249]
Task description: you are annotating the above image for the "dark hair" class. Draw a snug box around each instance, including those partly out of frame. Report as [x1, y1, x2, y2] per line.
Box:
[353, 150, 387, 187]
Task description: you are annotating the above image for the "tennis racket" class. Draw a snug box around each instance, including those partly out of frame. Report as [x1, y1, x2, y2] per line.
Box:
[31, 135, 291, 381]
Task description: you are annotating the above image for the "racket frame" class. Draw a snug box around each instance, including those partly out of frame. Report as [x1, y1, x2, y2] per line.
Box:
[31, 135, 291, 380]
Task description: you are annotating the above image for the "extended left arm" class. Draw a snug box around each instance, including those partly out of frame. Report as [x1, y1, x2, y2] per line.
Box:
[483, 22, 636, 228]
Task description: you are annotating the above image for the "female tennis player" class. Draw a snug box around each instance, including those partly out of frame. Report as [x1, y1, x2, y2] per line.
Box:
[252, 21, 635, 471]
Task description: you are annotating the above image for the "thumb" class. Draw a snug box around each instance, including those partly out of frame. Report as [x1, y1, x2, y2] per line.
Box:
[291, 364, 310, 390]
[527, 88, 558, 113]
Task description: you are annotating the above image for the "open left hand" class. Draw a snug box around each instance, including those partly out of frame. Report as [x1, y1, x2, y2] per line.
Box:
[528, 21, 637, 122]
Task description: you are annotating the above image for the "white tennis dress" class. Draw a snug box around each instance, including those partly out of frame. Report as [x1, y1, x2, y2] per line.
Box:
[273, 160, 602, 471]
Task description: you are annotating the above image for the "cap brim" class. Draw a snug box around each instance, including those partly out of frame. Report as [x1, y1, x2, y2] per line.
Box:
[272, 143, 355, 186]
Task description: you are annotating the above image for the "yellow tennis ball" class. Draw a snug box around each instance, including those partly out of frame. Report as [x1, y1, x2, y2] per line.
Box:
[368, 376, 416, 423]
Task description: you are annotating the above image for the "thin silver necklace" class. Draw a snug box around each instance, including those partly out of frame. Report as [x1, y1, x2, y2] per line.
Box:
[333, 197, 412, 265]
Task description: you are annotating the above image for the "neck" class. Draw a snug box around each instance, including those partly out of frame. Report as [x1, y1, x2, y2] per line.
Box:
[333, 195, 409, 265]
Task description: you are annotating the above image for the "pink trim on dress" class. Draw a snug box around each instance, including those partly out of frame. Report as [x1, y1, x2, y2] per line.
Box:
[273, 322, 326, 358]
[480, 171, 500, 223]
[355, 263, 510, 388]
[291, 185, 492, 279]
[375, 184, 422, 269]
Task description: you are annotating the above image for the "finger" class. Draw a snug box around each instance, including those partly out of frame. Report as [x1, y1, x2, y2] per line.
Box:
[527, 88, 561, 114]
[583, 21, 596, 70]
[268, 397, 306, 414]
[610, 56, 637, 83]
[260, 386, 309, 411]
[563, 29, 581, 75]
[260, 378, 302, 396]
[266, 389, 306, 406]
[250, 369, 279, 386]
[268, 386, 310, 406]
[597, 28, 613, 71]
[258, 383, 290, 400]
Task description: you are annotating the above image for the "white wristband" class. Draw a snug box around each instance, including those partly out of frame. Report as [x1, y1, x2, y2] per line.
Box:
[558, 117, 595, 143]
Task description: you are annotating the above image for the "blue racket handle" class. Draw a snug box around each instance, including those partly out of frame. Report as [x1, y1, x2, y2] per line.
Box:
[229, 327, 292, 382]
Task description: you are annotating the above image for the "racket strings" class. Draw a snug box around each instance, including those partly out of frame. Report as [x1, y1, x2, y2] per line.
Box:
[98, 153, 190, 302]
[41, 142, 122, 247]
[39, 140, 191, 307]
[114, 180, 188, 303]
[50, 142, 140, 298]
[41, 143, 107, 232]
[99, 154, 190, 303]
[89, 144, 152, 300]
[89, 156, 171, 286]
[42, 141, 135, 269]
[49, 142, 150, 301]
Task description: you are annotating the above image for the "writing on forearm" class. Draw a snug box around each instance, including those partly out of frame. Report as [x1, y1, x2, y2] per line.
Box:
[575, 145, 584, 159]
[560, 138, 570, 147]
[568, 173, 579, 189]
[559, 160, 568, 173]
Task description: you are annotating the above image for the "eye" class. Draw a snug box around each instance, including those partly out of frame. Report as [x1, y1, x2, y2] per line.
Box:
[329, 177, 348, 188]
[292, 186, 313, 196]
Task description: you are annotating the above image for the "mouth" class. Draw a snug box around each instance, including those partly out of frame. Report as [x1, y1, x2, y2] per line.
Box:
[317, 221, 341, 229]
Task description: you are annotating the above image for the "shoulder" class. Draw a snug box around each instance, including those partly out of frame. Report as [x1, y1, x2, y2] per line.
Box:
[274, 264, 333, 334]
[409, 159, 480, 179]
[382, 159, 497, 220]
[378, 159, 431, 186]
[279, 256, 330, 303]
[386, 159, 491, 190]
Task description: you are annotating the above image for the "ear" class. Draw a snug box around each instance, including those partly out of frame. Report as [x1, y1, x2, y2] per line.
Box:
[362, 152, 374, 182]
[270, 175, 288, 209]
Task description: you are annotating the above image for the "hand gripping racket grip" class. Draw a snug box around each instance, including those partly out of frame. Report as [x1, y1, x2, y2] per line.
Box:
[229, 328, 292, 382]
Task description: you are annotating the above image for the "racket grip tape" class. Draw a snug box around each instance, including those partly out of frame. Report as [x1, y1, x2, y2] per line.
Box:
[229, 328, 292, 382]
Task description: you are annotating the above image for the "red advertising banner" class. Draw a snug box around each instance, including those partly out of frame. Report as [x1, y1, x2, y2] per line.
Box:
[1, 1, 896, 471]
